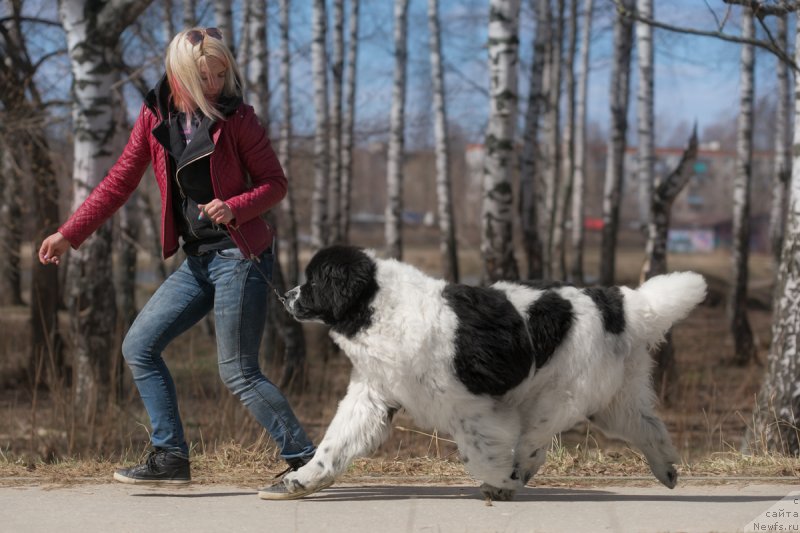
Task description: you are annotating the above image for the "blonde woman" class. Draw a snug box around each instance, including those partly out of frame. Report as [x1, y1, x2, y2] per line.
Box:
[38, 28, 318, 498]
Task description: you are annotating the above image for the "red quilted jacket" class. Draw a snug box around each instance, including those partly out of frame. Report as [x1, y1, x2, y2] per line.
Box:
[59, 98, 287, 259]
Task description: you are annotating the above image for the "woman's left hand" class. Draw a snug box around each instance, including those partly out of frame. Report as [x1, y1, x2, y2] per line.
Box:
[198, 199, 234, 225]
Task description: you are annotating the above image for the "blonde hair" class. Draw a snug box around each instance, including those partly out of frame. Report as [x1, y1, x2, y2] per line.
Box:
[165, 28, 242, 121]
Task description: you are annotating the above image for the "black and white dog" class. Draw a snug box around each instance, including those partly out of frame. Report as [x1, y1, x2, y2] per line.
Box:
[276, 245, 706, 500]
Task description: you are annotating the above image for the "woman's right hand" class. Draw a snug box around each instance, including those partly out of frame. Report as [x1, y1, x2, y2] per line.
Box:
[38, 232, 71, 266]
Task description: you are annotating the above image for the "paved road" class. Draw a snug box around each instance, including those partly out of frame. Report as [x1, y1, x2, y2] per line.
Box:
[1, 481, 798, 532]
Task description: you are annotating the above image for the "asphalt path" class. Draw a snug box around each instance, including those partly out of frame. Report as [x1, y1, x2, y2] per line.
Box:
[1, 481, 798, 532]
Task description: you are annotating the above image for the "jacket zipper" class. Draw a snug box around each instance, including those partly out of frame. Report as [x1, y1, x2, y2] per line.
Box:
[174, 149, 214, 240]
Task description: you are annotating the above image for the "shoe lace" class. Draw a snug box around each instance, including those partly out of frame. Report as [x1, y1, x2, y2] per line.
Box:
[145, 449, 162, 471]
[272, 465, 292, 479]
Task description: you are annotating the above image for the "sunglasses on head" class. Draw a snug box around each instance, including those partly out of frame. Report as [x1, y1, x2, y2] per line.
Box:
[186, 27, 223, 46]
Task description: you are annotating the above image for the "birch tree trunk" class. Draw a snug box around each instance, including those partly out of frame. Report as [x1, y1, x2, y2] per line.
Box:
[599, 0, 634, 286]
[276, 0, 307, 391]
[385, 0, 410, 260]
[182, 0, 195, 28]
[750, 16, 800, 457]
[340, 0, 360, 244]
[555, 0, 577, 281]
[59, 0, 153, 419]
[547, 0, 566, 280]
[635, 0, 654, 234]
[570, 0, 593, 284]
[328, 0, 345, 245]
[310, 0, 329, 249]
[246, 0, 268, 127]
[770, 15, 791, 266]
[643, 127, 698, 400]
[428, 0, 458, 282]
[520, 0, 549, 280]
[279, 0, 300, 286]
[730, 10, 757, 366]
[213, 0, 235, 52]
[0, 142, 22, 306]
[482, 0, 521, 283]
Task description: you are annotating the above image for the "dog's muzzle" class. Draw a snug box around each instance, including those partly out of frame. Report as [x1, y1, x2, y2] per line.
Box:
[283, 286, 301, 314]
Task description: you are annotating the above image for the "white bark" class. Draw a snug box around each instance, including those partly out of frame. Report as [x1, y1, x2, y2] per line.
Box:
[385, 0, 409, 260]
[752, 13, 800, 456]
[481, 0, 521, 283]
[428, 0, 458, 282]
[213, 0, 235, 52]
[279, 0, 300, 286]
[310, 0, 329, 249]
[570, 0, 593, 283]
[770, 15, 792, 265]
[340, 0, 360, 243]
[59, 0, 153, 417]
[635, 0, 654, 233]
[520, 0, 549, 280]
[246, 0, 269, 127]
[730, 10, 757, 365]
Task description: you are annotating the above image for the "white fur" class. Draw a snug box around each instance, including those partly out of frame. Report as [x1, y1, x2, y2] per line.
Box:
[281, 256, 706, 499]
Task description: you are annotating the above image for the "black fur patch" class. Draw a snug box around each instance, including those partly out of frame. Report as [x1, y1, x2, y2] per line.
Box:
[583, 286, 625, 334]
[443, 285, 533, 396]
[526, 290, 574, 368]
[297, 246, 378, 337]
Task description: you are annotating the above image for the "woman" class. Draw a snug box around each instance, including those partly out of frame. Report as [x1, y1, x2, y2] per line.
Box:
[39, 28, 316, 498]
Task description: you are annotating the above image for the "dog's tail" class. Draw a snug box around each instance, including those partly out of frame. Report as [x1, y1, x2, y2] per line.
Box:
[627, 272, 707, 346]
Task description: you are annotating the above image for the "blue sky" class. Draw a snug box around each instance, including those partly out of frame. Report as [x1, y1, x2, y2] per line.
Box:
[17, 0, 792, 149]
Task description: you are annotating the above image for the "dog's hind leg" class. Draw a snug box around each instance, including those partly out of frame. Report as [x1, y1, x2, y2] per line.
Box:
[589, 377, 679, 488]
[453, 407, 523, 501]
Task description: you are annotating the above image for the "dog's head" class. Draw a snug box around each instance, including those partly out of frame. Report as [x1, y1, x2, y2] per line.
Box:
[284, 245, 379, 335]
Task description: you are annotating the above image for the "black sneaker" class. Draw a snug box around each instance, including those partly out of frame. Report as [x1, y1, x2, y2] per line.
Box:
[113, 448, 191, 486]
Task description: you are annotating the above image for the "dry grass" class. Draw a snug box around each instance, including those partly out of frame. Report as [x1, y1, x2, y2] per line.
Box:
[1, 245, 798, 488]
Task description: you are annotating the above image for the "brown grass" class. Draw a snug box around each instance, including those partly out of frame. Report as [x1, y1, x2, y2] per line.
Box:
[1, 245, 799, 486]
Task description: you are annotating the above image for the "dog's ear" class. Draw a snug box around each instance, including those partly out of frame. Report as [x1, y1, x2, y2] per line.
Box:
[327, 250, 376, 321]
[310, 246, 377, 323]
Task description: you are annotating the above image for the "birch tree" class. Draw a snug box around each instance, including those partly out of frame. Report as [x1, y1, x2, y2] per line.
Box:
[519, 0, 549, 280]
[385, 0, 409, 260]
[310, 0, 329, 249]
[770, 14, 791, 266]
[482, 0, 521, 283]
[213, 0, 234, 52]
[59, 0, 153, 418]
[340, 0, 360, 243]
[276, 0, 307, 390]
[635, 0, 654, 234]
[750, 11, 800, 456]
[428, 0, 458, 282]
[0, 141, 22, 306]
[570, 0, 593, 283]
[599, 0, 634, 286]
[545, 0, 565, 280]
[730, 10, 757, 366]
[329, 0, 345, 244]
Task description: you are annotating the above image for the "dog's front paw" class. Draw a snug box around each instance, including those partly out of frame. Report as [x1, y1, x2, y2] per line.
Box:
[480, 483, 516, 502]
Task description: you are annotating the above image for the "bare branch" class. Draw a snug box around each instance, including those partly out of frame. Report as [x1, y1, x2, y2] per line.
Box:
[722, 0, 799, 17]
[612, 0, 799, 71]
[0, 16, 61, 28]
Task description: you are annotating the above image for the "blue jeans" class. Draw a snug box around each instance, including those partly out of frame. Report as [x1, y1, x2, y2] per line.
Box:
[121, 248, 315, 462]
